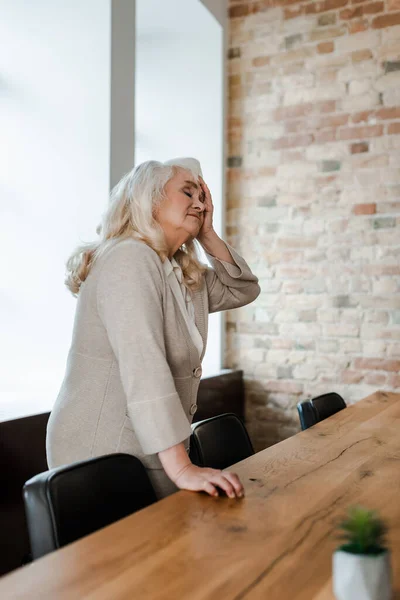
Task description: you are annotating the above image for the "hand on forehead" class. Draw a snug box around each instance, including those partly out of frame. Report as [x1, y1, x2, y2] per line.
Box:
[176, 169, 205, 201]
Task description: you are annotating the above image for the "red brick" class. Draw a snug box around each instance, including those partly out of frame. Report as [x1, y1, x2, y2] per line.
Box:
[318, 41, 334, 54]
[250, 0, 273, 14]
[282, 150, 307, 162]
[311, 0, 349, 13]
[388, 122, 400, 135]
[388, 373, 400, 387]
[372, 11, 400, 28]
[228, 117, 242, 129]
[342, 370, 364, 384]
[318, 114, 349, 128]
[228, 127, 241, 143]
[229, 74, 241, 86]
[252, 56, 270, 67]
[285, 114, 349, 133]
[305, 2, 318, 14]
[376, 107, 400, 120]
[350, 141, 369, 153]
[352, 203, 376, 214]
[352, 110, 374, 124]
[352, 49, 373, 62]
[353, 358, 400, 371]
[258, 166, 277, 177]
[338, 124, 383, 140]
[364, 372, 388, 386]
[319, 100, 337, 113]
[229, 85, 243, 100]
[348, 19, 369, 33]
[388, 0, 400, 10]
[311, 27, 346, 41]
[340, 6, 363, 18]
[273, 134, 314, 150]
[229, 4, 250, 18]
[284, 5, 304, 18]
[318, 69, 338, 84]
[285, 120, 307, 134]
[363, 1, 384, 14]
[364, 264, 400, 275]
[274, 104, 313, 120]
[314, 129, 337, 143]
[342, 1, 384, 17]
[274, 101, 337, 123]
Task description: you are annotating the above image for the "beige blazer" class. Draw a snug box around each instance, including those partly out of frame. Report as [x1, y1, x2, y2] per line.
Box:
[46, 239, 260, 498]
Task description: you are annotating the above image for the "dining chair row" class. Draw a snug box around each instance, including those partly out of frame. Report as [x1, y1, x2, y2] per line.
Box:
[23, 412, 254, 561]
[23, 393, 346, 562]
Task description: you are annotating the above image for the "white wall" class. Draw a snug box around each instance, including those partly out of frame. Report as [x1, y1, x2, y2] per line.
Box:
[0, 0, 111, 419]
[135, 0, 224, 377]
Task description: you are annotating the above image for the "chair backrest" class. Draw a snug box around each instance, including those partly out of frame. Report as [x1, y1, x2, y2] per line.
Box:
[297, 401, 318, 431]
[297, 392, 347, 430]
[23, 453, 157, 560]
[189, 413, 254, 470]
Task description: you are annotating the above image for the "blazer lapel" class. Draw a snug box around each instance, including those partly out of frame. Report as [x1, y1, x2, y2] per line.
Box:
[192, 287, 208, 361]
[163, 260, 205, 361]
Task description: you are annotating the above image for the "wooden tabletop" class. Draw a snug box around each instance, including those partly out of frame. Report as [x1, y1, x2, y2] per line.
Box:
[2, 390, 400, 599]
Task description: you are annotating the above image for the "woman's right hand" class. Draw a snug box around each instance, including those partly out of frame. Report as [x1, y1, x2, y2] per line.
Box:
[173, 463, 245, 498]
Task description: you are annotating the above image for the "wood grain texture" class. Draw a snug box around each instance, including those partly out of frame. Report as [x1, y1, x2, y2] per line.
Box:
[1, 391, 400, 599]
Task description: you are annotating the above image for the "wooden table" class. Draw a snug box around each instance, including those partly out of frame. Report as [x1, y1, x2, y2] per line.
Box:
[1, 391, 400, 599]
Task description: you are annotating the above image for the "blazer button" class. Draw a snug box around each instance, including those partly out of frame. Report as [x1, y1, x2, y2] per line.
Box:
[193, 366, 202, 378]
[190, 404, 198, 415]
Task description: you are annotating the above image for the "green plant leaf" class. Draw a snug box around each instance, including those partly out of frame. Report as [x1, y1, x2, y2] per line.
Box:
[335, 506, 387, 555]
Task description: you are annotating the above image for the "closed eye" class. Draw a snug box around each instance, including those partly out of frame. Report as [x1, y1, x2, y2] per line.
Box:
[183, 190, 193, 198]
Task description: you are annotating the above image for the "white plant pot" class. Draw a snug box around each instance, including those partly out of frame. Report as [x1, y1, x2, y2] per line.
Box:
[333, 549, 392, 600]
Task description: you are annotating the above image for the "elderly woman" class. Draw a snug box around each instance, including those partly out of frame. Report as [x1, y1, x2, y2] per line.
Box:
[47, 158, 260, 500]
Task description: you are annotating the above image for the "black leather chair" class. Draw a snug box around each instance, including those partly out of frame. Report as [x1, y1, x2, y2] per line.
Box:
[297, 392, 347, 431]
[23, 453, 157, 560]
[189, 413, 254, 470]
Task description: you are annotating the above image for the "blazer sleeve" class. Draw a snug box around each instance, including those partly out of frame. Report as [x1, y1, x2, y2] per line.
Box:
[204, 243, 260, 314]
[96, 242, 192, 455]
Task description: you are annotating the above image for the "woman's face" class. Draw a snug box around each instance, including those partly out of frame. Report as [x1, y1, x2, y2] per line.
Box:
[155, 169, 205, 244]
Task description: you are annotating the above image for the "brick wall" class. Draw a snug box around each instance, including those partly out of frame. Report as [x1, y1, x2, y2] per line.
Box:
[226, 0, 400, 450]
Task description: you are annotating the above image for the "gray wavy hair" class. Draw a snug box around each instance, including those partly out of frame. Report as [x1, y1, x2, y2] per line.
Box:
[65, 157, 206, 295]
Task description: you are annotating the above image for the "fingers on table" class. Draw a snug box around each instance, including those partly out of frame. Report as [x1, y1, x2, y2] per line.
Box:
[224, 472, 245, 497]
[211, 473, 242, 499]
[203, 480, 219, 497]
[199, 469, 245, 499]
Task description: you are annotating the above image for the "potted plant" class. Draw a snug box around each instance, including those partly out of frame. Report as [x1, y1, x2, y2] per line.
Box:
[333, 505, 392, 600]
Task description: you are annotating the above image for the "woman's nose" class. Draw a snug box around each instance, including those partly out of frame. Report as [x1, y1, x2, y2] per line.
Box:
[192, 196, 204, 212]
